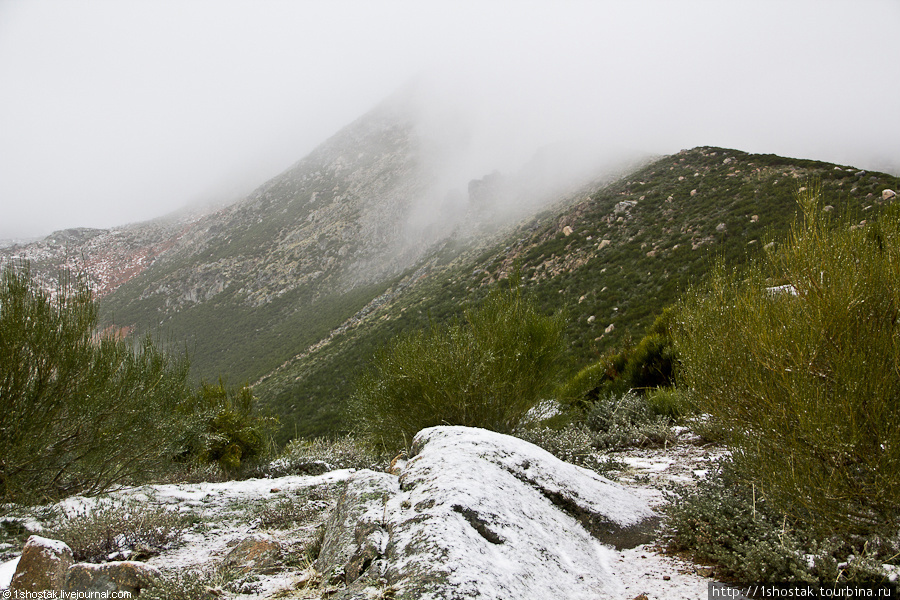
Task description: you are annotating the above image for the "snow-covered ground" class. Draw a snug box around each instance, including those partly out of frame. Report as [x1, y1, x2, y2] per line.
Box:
[0, 433, 726, 599]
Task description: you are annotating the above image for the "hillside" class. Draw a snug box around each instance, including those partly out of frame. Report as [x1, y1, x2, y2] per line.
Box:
[3, 89, 897, 444]
[253, 147, 900, 440]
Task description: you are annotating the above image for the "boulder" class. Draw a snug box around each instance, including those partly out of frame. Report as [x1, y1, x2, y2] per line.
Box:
[9, 535, 73, 594]
[317, 426, 658, 599]
[65, 561, 161, 596]
[223, 534, 283, 574]
[883, 189, 897, 201]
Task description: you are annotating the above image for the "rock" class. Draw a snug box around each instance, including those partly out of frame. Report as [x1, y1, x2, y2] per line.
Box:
[315, 469, 396, 587]
[750, 214, 759, 222]
[883, 189, 897, 201]
[587, 315, 596, 323]
[315, 427, 658, 599]
[65, 561, 161, 596]
[393, 427, 656, 598]
[598, 239, 611, 250]
[562, 226, 573, 236]
[690, 189, 698, 197]
[9, 535, 73, 594]
[605, 323, 615, 334]
[223, 534, 283, 574]
[716, 222, 727, 233]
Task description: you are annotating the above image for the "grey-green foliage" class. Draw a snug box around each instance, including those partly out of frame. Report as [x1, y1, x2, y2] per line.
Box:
[0, 262, 194, 504]
[585, 390, 675, 449]
[673, 186, 900, 535]
[351, 274, 565, 451]
[49, 498, 188, 563]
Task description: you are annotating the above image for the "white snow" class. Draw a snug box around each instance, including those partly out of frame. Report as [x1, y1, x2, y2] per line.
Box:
[0, 556, 20, 590]
[0, 429, 731, 599]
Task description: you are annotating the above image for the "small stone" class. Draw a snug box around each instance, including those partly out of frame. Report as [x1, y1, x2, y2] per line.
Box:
[716, 222, 727, 233]
[587, 315, 596, 324]
[562, 226, 573, 236]
[663, 575, 671, 580]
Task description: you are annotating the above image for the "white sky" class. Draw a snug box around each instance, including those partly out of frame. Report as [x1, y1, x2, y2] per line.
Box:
[1, 0, 898, 239]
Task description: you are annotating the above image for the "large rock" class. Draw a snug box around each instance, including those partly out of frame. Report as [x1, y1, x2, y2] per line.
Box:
[315, 469, 397, 590]
[65, 561, 161, 596]
[317, 426, 658, 600]
[9, 535, 74, 594]
[223, 534, 283, 574]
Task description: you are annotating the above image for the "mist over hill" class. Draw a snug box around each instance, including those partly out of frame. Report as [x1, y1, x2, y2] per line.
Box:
[3, 87, 898, 441]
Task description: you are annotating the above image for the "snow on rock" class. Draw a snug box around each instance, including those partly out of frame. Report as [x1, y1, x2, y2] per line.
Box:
[320, 426, 659, 599]
[8, 535, 73, 594]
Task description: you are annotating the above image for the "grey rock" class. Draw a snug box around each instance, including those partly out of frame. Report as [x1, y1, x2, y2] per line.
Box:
[316, 426, 658, 599]
[223, 534, 283, 574]
[65, 561, 161, 596]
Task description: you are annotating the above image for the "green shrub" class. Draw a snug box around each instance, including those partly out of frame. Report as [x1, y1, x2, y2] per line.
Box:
[644, 386, 691, 420]
[514, 424, 625, 477]
[665, 458, 818, 582]
[665, 458, 900, 583]
[185, 380, 278, 474]
[350, 274, 565, 451]
[0, 263, 195, 504]
[673, 186, 900, 536]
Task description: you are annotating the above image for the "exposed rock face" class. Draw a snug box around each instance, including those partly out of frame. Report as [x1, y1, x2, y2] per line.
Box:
[9, 535, 73, 594]
[223, 534, 284, 574]
[317, 426, 658, 600]
[65, 561, 161, 596]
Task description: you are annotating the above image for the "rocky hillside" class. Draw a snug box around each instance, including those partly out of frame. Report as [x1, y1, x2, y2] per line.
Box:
[253, 147, 900, 440]
[4, 86, 898, 443]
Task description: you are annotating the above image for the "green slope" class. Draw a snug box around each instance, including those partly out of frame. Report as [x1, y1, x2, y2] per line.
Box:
[253, 147, 900, 442]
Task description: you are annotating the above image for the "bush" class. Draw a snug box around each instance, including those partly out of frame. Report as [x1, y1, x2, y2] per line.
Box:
[585, 391, 674, 449]
[49, 498, 187, 562]
[351, 274, 565, 451]
[558, 308, 678, 410]
[266, 435, 382, 477]
[184, 380, 278, 475]
[0, 263, 194, 504]
[665, 458, 900, 583]
[673, 186, 900, 536]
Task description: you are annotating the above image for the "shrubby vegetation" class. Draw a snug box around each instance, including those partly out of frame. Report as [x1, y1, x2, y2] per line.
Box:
[0, 264, 194, 504]
[182, 380, 278, 474]
[350, 273, 565, 451]
[670, 187, 900, 578]
[0, 263, 276, 504]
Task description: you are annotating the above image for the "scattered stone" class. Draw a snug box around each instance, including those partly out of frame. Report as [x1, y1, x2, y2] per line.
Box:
[823, 205, 834, 212]
[223, 534, 283, 574]
[562, 226, 573, 236]
[587, 315, 596, 323]
[883, 189, 897, 201]
[855, 170, 866, 177]
[690, 189, 698, 197]
[9, 535, 73, 594]
[605, 323, 615, 334]
[65, 561, 161, 596]
[750, 215, 759, 222]
[598, 239, 611, 250]
[716, 223, 727, 233]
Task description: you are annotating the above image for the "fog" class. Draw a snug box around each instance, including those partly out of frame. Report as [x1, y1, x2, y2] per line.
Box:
[1, 0, 898, 240]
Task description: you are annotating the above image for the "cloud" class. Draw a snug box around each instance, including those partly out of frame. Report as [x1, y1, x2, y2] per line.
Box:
[1, 0, 898, 239]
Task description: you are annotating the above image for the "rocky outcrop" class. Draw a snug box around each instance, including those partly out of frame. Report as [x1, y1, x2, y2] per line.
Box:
[65, 561, 161, 596]
[223, 534, 284, 575]
[8, 535, 73, 594]
[316, 426, 658, 600]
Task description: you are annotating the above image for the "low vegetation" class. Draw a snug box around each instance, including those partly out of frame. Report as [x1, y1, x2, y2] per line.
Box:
[350, 273, 565, 452]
